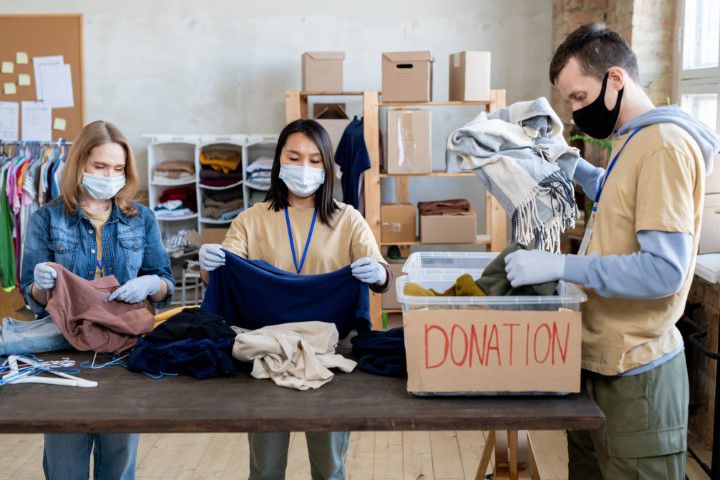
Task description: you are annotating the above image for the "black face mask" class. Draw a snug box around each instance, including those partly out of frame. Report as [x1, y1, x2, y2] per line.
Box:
[572, 72, 624, 139]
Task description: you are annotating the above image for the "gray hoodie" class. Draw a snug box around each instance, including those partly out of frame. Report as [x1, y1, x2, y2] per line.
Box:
[617, 105, 720, 174]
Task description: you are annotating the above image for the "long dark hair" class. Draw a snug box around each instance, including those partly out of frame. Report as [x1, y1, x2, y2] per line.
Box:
[265, 119, 338, 226]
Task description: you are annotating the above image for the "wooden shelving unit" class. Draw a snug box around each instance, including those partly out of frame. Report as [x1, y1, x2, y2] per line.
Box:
[286, 89, 508, 329]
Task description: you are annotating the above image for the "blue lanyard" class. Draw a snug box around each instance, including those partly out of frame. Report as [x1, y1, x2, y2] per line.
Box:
[592, 128, 642, 212]
[284, 208, 317, 274]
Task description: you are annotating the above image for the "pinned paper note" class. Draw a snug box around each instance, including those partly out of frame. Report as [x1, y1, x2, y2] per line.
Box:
[1, 62, 13, 74]
[0, 102, 19, 141]
[33, 55, 63, 100]
[39, 64, 74, 108]
[53, 117, 67, 131]
[21, 101, 51, 141]
[3, 83, 16, 95]
[18, 74, 31, 86]
[16, 52, 28, 64]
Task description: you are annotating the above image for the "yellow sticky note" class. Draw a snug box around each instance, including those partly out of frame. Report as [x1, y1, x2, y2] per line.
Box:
[3, 82, 16, 95]
[1, 62, 13, 74]
[16, 52, 28, 64]
[53, 117, 67, 131]
[18, 74, 31, 86]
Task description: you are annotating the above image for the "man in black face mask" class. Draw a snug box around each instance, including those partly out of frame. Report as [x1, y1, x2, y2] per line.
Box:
[503, 23, 720, 479]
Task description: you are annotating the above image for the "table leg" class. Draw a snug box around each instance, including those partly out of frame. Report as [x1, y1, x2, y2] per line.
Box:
[475, 431, 495, 480]
[508, 430, 519, 480]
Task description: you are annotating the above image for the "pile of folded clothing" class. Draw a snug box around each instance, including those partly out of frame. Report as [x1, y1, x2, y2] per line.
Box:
[164, 229, 198, 258]
[202, 186, 244, 221]
[245, 157, 273, 191]
[417, 198, 471, 216]
[152, 160, 195, 184]
[199, 149, 243, 188]
[154, 186, 197, 219]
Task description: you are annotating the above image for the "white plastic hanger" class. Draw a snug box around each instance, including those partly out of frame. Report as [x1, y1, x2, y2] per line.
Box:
[2, 355, 97, 388]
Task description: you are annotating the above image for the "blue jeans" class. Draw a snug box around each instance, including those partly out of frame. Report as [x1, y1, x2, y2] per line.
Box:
[43, 433, 139, 480]
[248, 431, 350, 480]
[0, 316, 71, 355]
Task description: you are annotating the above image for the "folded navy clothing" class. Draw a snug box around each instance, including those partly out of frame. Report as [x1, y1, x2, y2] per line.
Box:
[351, 327, 406, 378]
[145, 307, 235, 344]
[201, 250, 370, 338]
[128, 336, 236, 380]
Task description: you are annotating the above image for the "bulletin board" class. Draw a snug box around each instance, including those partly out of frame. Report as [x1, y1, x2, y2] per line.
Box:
[0, 14, 84, 141]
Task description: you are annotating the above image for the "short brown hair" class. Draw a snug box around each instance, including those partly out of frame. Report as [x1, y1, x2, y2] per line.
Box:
[59, 120, 139, 216]
[549, 23, 639, 84]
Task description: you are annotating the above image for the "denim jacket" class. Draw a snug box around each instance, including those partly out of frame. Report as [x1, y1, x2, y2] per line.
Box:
[21, 199, 174, 316]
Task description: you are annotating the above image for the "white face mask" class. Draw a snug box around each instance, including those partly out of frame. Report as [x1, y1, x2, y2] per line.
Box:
[82, 172, 126, 200]
[279, 164, 325, 198]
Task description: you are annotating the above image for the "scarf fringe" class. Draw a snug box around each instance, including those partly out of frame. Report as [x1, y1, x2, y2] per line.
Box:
[510, 170, 579, 253]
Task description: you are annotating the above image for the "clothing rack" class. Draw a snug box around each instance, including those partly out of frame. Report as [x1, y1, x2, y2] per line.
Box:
[0, 139, 71, 292]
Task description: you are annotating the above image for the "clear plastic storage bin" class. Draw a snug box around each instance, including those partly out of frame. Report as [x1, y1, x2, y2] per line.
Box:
[396, 251, 587, 312]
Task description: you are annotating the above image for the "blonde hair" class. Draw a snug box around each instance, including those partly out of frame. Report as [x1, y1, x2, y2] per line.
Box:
[60, 120, 139, 216]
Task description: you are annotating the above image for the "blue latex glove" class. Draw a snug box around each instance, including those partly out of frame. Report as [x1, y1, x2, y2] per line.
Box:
[33, 262, 57, 291]
[504, 249, 566, 288]
[351, 257, 387, 285]
[199, 243, 226, 271]
[107, 275, 163, 304]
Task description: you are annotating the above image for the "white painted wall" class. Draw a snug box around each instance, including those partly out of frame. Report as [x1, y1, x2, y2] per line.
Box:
[1, 0, 553, 235]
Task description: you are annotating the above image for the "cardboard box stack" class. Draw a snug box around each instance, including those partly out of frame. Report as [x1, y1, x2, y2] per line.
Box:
[381, 51, 433, 102]
[302, 52, 344, 91]
[386, 109, 432, 174]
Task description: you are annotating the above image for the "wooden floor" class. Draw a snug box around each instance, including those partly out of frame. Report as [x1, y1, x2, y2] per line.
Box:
[0, 431, 505, 480]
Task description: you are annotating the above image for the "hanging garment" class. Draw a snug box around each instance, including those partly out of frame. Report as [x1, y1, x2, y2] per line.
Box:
[0, 163, 17, 290]
[128, 336, 236, 380]
[447, 97, 580, 252]
[0, 316, 71, 355]
[145, 307, 235, 343]
[201, 250, 371, 338]
[351, 327, 406, 378]
[45, 263, 155, 353]
[335, 117, 371, 209]
[232, 321, 356, 390]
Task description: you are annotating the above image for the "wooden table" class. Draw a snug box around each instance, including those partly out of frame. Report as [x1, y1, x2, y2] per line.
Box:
[0, 352, 604, 478]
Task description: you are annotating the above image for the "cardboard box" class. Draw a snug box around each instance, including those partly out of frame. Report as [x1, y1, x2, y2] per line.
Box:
[449, 51, 491, 101]
[185, 228, 229, 247]
[302, 52, 344, 92]
[382, 261, 405, 310]
[381, 204, 417, 243]
[314, 103, 350, 152]
[382, 51, 433, 102]
[700, 193, 720, 254]
[420, 211, 477, 244]
[386, 109, 432, 174]
[403, 309, 582, 394]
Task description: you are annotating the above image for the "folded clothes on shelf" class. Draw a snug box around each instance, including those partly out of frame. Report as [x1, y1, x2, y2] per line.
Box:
[200, 149, 242, 174]
[153, 160, 195, 183]
[157, 186, 197, 213]
[417, 198, 471, 216]
[245, 156, 273, 191]
[202, 186, 244, 220]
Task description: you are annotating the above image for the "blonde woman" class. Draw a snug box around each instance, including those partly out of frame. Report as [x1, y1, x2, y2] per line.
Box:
[21, 120, 174, 480]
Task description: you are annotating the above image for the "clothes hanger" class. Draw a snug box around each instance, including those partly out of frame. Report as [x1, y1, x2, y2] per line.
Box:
[1, 355, 97, 388]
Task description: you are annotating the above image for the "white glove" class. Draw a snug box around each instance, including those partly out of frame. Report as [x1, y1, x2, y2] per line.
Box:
[107, 275, 163, 304]
[504, 249, 566, 288]
[351, 257, 387, 285]
[33, 263, 57, 291]
[199, 243, 226, 271]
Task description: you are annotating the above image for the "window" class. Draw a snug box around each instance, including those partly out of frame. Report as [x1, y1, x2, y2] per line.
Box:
[677, 0, 720, 133]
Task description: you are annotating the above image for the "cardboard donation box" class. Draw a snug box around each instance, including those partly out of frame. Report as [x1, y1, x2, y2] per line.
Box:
[449, 51, 491, 101]
[302, 52, 344, 91]
[396, 251, 586, 395]
[381, 204, 417, 243]
[420, 210, 477, 244]
[382, 51, 433, 102]
[386, 109, 432, 174]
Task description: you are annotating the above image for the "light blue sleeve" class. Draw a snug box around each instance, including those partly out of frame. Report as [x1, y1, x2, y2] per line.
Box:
[572, 157, 606, 200]
[563, 230, 692, 299]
